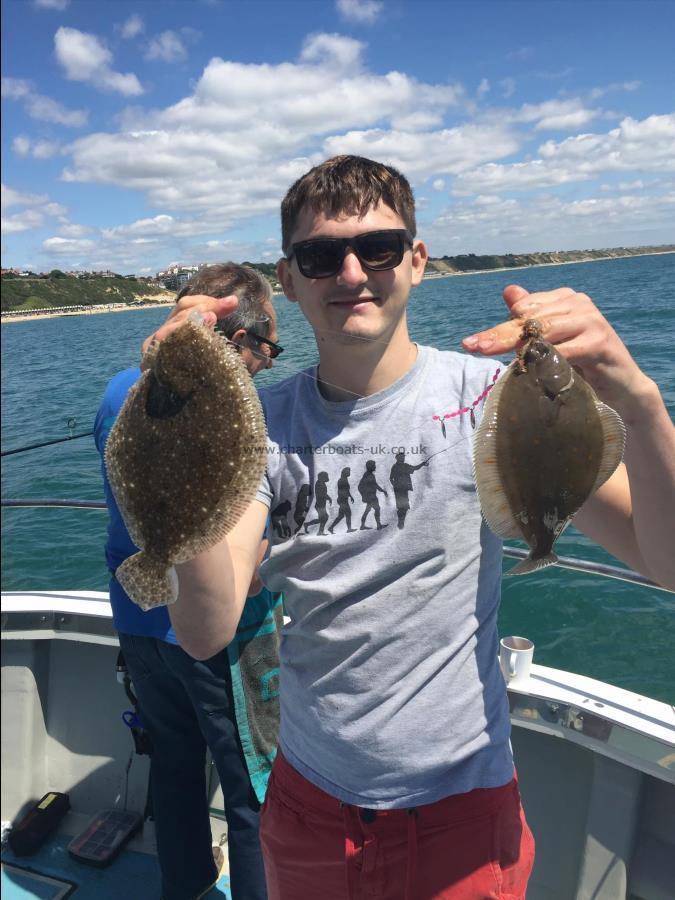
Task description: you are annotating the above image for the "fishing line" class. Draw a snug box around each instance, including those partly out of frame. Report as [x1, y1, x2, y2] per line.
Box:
[1, 418, 94, 457]
[254, 324, 502, 434]
[1, 323, 498, 460]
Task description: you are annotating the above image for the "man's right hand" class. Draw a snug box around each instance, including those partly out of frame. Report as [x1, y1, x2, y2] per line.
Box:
[140, 293, 239, 355]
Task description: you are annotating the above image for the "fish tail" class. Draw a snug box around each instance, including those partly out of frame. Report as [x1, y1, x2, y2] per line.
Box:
[115, 552, 179, 609]
[506, 552, 559, 577]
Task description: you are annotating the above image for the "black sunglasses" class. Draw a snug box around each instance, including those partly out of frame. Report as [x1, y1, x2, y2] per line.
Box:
[287, 229, 414, 279]
[245, 329, 284, 359]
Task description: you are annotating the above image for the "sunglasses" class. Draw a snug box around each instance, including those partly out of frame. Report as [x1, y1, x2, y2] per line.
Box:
[245, 329, 284, 359]
[287, 229, 414, 279]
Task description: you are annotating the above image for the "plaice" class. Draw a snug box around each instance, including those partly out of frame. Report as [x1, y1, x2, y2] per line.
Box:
[472, 319, 626, 576]
[105, 315, 268, 608]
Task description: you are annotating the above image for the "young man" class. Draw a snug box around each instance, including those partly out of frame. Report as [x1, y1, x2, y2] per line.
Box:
[95, 263, 284, 900]
[147, 157, 675, 899]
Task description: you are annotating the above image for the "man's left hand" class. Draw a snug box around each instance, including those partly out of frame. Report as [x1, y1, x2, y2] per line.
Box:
[461, 284, 655, 417]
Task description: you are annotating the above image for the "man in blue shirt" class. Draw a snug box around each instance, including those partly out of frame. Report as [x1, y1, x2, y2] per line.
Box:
[94, 263, 283, 900]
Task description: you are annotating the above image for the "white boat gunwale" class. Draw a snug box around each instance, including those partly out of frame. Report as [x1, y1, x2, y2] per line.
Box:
[2, 590, 673, 786]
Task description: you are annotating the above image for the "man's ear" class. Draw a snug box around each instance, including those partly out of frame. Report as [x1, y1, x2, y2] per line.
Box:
[410, 239, 428, 287]
[229, 327, 247, 347]
[277, 257, 298, 303]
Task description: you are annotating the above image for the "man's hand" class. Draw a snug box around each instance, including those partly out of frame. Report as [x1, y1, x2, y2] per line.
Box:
[140, 293, 239, 356]
[461, 284, 655, 419]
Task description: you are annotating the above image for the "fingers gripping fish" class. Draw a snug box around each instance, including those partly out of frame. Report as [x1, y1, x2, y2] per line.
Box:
[105, 314, 268, 608]
[473, 319, 626, 576]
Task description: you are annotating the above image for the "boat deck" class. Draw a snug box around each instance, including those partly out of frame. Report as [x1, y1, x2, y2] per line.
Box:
[1, 816, 231, 899]
[2, 590, 674, 899]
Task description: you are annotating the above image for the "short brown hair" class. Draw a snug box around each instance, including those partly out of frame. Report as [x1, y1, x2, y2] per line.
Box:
[177, 263, 273, 339]
[280, 155, 416, 255]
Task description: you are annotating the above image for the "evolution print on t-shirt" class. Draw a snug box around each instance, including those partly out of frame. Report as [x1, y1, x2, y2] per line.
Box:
[269, 448, 448, 541]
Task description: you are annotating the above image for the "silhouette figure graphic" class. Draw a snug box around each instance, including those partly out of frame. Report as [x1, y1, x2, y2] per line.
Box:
[328, 468, 357, 534]
[271, 499, 292, 539]
[293, 483, 312, 535]
[304, 472, 333, 535]
[389, 452, 429, 529]
[358, 460, 388, 531]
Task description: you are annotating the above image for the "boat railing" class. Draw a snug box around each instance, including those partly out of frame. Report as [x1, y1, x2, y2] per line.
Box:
[1, 498, 672, 593]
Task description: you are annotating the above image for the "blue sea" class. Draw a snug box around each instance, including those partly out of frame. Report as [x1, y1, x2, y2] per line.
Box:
[2, 254, 674, 703]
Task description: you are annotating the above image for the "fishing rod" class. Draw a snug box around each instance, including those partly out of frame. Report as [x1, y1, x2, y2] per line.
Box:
[1, 499, 106, 509]
[1, 419, 94, 458]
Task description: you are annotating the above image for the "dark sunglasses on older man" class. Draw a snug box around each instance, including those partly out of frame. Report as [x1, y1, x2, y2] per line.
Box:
[245, 329, 284, 359]
[287, 229, 414, 279]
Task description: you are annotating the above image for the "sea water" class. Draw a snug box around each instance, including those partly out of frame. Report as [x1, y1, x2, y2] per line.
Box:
[2, 254, 674, 702]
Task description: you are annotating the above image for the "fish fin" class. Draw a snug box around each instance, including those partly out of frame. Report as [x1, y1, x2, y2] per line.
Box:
[472, 366, 522, 539]
[187, 310, 210, 328]
[506, 552, 558, 576]
[116, 552, 179, 609]
[175, 493, 263, 561]
[141, 341, 160, 370]
[592, 401, 626, 492]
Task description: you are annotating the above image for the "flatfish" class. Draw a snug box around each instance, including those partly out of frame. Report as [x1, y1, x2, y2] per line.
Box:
[473, 319, 625, 575]
[105, 315, 268, 608]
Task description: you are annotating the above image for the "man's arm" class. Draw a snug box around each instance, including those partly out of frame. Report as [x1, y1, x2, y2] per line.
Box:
[169, 499, 269, 659]
[463, 285, 675, 590]
[573, 382, 675, 587]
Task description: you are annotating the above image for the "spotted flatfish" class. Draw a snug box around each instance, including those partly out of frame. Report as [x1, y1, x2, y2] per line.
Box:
[473, 319, 626, 575]
[105, 315, 268, 608]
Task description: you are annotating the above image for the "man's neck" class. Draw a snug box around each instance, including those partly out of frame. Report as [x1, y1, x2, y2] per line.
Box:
[315, 321, 418, 402]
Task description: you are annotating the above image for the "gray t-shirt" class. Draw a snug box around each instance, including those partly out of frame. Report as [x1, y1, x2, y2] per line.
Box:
[256, 345, 513, 808]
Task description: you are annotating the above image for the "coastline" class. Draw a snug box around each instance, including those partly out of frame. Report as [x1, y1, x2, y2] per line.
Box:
[2, 251, 672, 324]
[423, 249, 675, 280]
[1, 296, 176, 324]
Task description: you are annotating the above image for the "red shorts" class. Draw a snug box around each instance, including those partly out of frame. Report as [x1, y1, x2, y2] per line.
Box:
[260, 751, 535, 900]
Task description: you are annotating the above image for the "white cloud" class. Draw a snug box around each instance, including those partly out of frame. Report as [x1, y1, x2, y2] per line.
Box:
[336, 0, 383, 25]
[13, 136, 61, 159]
[300, 33, 365, 69]
[477, 78, 490, 99]
[323, 123, 519, 179]
[1, 77, 31, 99]
[425, 190, 675, 256]
[120, 14, 144, 39]
[589, 80, 641, 100]
[454, 113, 675, 194]
[43, 236, 96, 253]
[1, 183, 67, 234]
[500, 78, 516, 98]
[513, 98, 600, 131]
[145, 31, 187, 63]
[57, 222, 94, 238]
[2, 76, 87, 126]
[54, 27, 143, 96]
[13, 136, 32, 157]
[61, 39, 467, 221]
[27, 94, 88, 127]
[2, 184, 42, 211]
[34, 0, 69, 9]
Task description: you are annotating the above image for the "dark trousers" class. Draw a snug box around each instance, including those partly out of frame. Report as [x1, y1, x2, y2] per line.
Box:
[118, 633, 267, 900]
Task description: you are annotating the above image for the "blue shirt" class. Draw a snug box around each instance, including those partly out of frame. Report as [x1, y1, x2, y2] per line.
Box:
[94, 367, 281, 801]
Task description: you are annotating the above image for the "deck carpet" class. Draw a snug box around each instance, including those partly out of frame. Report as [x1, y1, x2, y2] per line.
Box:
[1, 836, 231, 899]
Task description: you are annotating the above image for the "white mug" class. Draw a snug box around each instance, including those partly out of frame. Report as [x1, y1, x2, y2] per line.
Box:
[500, 636, 534, 684]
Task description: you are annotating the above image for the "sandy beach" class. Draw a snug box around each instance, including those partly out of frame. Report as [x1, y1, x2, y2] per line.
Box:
[1, 295, 176, 324]
[0, 291, 289, 324]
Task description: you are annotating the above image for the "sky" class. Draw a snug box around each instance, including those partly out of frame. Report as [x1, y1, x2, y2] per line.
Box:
[2, 0, 674, 276]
